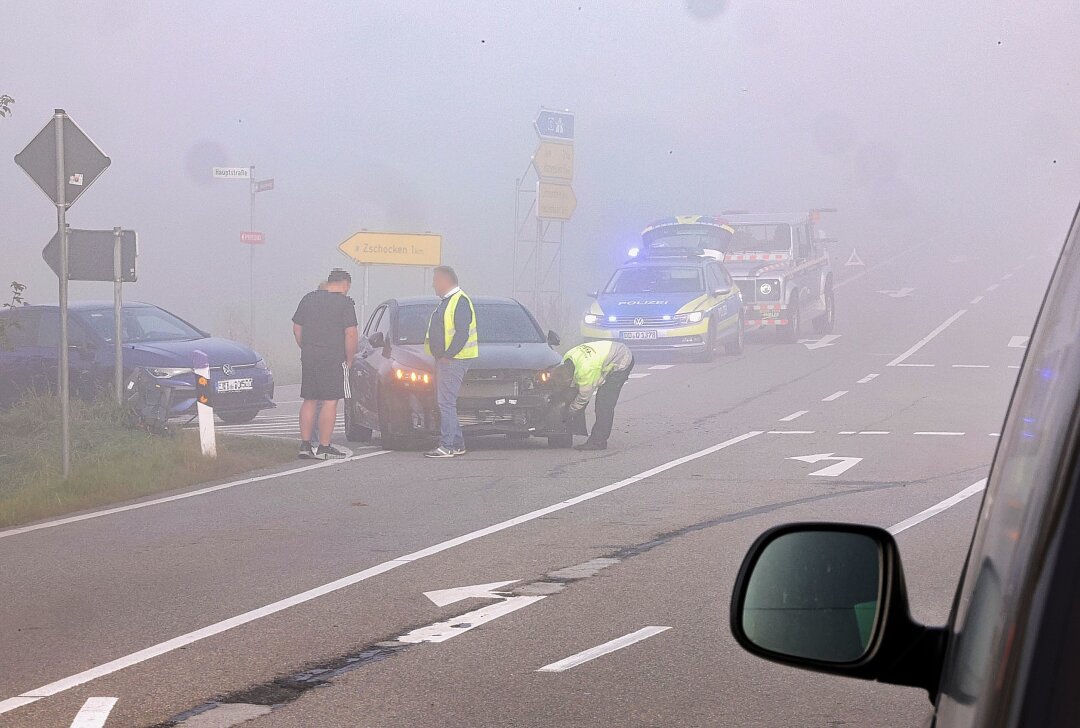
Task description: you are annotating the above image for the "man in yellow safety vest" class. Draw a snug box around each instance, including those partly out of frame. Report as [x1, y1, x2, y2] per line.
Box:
[423, 265, 479, 458]
[554, 340, 635, 451]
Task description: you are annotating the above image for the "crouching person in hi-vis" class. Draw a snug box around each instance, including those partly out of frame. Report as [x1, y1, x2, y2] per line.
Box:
[554, 340, 635, 451]
[424, 265, 478, 458]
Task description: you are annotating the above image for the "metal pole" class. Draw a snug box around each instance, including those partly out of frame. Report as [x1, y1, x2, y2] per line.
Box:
[248, 165, 255, 346]
[54, 110, 70, 480]
[361, 265, 370, 327]
[113, 227, 123, 404]
[511, 177, 520, 299]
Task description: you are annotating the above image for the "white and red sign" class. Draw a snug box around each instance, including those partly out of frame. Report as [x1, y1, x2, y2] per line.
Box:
[240, 231, 264, 244]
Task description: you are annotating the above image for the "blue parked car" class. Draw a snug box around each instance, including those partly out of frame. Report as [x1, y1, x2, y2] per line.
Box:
[0, 301, 274, 423]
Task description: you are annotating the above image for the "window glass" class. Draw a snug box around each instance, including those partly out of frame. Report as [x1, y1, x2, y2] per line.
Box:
[365, 306, 385, 337]
[395, 303, 543, 345]
[605, 267, 704, 294]
[81, 307, 202, 343]
[728, 224, 792, 253]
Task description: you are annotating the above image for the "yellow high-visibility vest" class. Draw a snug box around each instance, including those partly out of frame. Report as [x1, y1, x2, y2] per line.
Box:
[425, 290, 479, 359]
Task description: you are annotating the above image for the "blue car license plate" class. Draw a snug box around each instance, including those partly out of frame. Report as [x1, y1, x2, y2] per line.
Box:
[216, 378, 254, 393]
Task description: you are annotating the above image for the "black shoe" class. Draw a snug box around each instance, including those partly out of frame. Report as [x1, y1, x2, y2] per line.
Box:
[299, 441, 315, 459]
[574, 441, 607, 451]
[315, 444, 348, 460]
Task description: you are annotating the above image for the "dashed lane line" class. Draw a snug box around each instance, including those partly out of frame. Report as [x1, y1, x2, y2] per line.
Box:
[779, 410, 808, 422]
[69, 697, 117, 728]
[886, 310, 967, 367]
[888, 479, 987, 535]
[767, 430, 816, 435]
[986, 283, 1000, 292]
[822, 390, 848, 402]
[648, 365, 675, 370]
[969, 295, 984, 304]
[914, 431, 966, 436]
[856, 373, 879, 384]
[628, 373, 650, 379]
[952, 364, 990, 369]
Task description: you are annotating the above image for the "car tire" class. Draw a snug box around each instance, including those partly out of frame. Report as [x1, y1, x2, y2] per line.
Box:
[377, 389, 407, 450]
[344, 398, 373, 443]
[812, 284, 835, 335]
[725, 314, 745, 355]
[695, 315, 719, 362]
[780, 295, 801, 343]
[216, 409, 259, 425]
[547, 434, 574, 448]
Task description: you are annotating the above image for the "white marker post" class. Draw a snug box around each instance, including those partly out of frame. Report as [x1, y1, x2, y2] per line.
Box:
[193, 350, 216, 457]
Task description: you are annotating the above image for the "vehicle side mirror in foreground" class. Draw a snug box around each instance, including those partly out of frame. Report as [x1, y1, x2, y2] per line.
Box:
[367, 332, 385, 349]
[547, 330, 561, 347]
[730, 523, 946, 699]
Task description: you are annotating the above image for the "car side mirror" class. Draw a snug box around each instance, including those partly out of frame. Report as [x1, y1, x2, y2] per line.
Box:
[586, 290, 598, 298]
[368, 332, 385, 349]
[547, 330, 561, 347]
[713, 287, 731, 297]
[730, 523, 947, 699]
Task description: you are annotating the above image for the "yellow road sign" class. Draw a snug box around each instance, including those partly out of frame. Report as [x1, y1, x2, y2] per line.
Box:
[533, 140, 574, 180]
[538, 181, 577, 220]
[338, 232, 442, 267]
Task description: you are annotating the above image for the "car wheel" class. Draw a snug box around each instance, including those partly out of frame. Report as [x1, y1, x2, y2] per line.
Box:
[780, 295, 801, 343]
[725, 314, 745, 355]
[344, 398, 373, 443]
[812, 284, 835, 334]
[377, 388, 407, 450]
[695, 315, 719, 362]
[547, 434, 574, 448]
[216, 409, 259, 425]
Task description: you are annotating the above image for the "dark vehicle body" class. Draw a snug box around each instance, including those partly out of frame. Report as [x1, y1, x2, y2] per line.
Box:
[730, 205, 1080, 726]
[0, 301, 274, 422]
[344, 296, 570, 449]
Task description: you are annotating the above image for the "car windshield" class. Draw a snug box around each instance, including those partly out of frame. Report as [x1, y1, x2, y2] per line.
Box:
[727, 224, 793, 253]
[395, 303, 544, 345]
[605, 267, 704, 294]
[81, 306, 204, 343]
[644, 226, 732, 252]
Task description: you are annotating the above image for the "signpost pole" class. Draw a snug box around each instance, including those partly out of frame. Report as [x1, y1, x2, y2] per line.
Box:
[361, 265, 370, 326]
[53, 110, 70, 480]
[113, 227, 123, 404]
[248, 165, 255, 345]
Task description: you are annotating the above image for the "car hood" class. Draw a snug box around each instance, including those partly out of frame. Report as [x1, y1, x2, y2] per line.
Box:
[125, 337, 258, 366]
[392, 343, 560, 371]
[724, 260, 792, 278]
[596, 291, 705, 317]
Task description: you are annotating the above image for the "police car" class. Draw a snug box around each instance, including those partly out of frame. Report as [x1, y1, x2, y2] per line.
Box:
[580, 250, 743, 361]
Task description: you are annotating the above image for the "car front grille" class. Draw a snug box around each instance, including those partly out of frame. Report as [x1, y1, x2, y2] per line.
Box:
[601, 315, 681, 328]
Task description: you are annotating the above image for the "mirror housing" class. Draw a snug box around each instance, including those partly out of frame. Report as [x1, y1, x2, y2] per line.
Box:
[730, 522, 947, 699]
[547, 330, 561, 347]
[713, 287, 731, 297]
[367, 332, 386, 350]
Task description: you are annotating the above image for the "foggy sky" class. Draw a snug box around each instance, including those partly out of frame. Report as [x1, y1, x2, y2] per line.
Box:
[2, 1, 1079, 368]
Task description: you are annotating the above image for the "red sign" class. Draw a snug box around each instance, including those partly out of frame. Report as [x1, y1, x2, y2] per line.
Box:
[240, 231, 264, 245]
[254, 178, 274, 193]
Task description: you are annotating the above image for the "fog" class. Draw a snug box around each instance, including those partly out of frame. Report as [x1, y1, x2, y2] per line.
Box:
[2, 1, 1078, 376]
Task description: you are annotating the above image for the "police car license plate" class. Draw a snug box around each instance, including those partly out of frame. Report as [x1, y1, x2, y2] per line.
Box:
[761, 311, 780, 320]
[621, 330, 658, 341]
[216, 378, 254, 393]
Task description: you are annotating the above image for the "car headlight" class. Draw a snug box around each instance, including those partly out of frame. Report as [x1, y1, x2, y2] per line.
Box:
[583, 313, 599, 325]
[392, 364, 432, 386]
[146, 366, 191, 379]
[675, 311, 705, 324]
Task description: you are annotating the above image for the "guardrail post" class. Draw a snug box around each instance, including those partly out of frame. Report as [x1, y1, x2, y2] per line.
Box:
[193, 350, 216, 457]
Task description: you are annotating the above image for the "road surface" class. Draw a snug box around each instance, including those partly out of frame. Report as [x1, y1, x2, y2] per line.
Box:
[0, 246, 1057, 727]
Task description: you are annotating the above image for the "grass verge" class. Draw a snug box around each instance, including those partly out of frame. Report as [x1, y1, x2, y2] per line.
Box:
[0, 393, 296, 529]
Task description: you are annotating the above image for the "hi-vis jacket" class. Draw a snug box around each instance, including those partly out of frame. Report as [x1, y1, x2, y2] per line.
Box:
[425, 288, 479, 360]
[563, 340, 633, 412]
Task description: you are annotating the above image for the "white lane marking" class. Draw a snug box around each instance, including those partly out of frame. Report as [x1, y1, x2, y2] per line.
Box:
[898, 363, 935, 367]
[914, 431, 966, 436]
[799, 334, 841, 350]
[537, 626, 671, 673]
[858, 431, 890, 435]
[70, 697, 117, 728]
[969, 295, 984, 304]
[952, 364, 990, 368]
[398, 596, 545, 644]
[877, 287, 915, 298]
[648, 364, 675, 370]
[1001, 273, 1014, 280]
[821, 390, 848, 402]
[423, 580, 518, 607]
[856, 373, 879, 384]
[0, 431, 763, 715]
[889, 479, 987, 535]
[787, 453, 862, 477]
[1008, 335, 1029, 349]
[0, 451, 389, 541]
[779, 410, 808, 422]
[768, 430, 816, 435]
[628, 373, 650, 379]
[989, 433, 1001, 437]
[887, 310, 966, 367]
[839, 431, 856, 435]
[986, 283, 1000, 292]
[1008, 365, 1021, 369]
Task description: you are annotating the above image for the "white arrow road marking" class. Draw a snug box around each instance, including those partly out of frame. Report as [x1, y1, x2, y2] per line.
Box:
[876, 287, 915, 298]
[1008, 335, 1029, 348]
[423, 580, 519, 607]
[538, 626, 671, 673]
[797, 334, 841, 350]
[887, 310, 966, 366]
[70, 697, 117, 728]
[787, 452, 863, 477]
[398, 596, 546, 644]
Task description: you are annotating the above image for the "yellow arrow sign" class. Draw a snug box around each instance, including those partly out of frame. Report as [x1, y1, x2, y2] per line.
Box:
[533, 140, 574, 180]
[338, 232, 442, 267]
[538, 181, 577, 220]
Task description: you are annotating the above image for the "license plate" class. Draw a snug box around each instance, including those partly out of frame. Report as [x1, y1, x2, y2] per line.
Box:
[621, 330, 658, 341]
[216, 378, 253, 392]
[761, 311, 780, 320]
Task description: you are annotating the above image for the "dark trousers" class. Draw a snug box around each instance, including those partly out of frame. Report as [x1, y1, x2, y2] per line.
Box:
[588, 359, 634, 445]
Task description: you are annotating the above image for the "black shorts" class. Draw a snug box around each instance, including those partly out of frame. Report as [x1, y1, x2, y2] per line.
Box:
[300, 360, 350, 401]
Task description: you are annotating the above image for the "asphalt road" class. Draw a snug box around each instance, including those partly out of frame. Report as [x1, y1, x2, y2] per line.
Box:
[0, 244, 1059, 728]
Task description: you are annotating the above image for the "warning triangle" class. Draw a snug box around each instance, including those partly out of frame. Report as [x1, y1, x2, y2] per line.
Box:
[845, 248, 865, 267]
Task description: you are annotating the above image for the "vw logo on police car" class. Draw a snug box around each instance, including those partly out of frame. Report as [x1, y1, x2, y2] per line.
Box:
[222, 364, 234, 376]
[634, 317, 645, 327]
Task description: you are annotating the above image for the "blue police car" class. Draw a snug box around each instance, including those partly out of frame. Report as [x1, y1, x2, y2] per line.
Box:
[0, 301, 275, 422]
[580, 251, 744, 361]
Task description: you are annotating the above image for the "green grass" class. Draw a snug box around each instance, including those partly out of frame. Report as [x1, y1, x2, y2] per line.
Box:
[0, 393, 296, 529]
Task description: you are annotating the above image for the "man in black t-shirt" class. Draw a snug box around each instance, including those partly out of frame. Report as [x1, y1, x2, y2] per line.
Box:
[291, 268, 359, 459]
